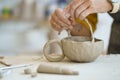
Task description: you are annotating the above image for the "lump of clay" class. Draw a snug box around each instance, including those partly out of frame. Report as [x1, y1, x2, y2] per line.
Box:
[31, 72, 37, 77]
[24, 68, 32, 74]
[37, 63, 79, 75]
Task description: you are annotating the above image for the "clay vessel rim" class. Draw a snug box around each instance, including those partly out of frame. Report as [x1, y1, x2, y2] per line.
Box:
[62, 36, 103, 43]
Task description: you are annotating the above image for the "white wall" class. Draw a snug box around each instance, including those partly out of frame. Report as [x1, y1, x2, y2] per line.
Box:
[94, 13, 113, 54]
[0, 21, 49, 55]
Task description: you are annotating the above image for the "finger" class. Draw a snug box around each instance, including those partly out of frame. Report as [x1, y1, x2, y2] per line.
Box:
[55, 8, 73, 29]
[79, 7, 94, 20]
[55, 9, 71, 25]
[75, 0, 91, 18]
[52, 14, 71, 29]
[70, 0, 86, 22]
[50, 19, 62, 31]
[63, 6, 71, 18]
[63, 4, 71, 15]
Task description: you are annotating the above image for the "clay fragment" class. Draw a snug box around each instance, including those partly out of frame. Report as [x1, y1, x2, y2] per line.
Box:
[24, 68, 32, 74]
[0, 56, 4, 59]
[31, 72, 37, 77]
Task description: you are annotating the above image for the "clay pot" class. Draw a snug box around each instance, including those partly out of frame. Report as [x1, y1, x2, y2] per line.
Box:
[43, 19, 104, 62]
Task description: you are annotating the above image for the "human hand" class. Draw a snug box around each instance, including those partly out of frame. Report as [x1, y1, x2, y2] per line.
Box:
[50, 8, 73, 32]
[50, 7, 92, 36]
[70, 0, 112, 21]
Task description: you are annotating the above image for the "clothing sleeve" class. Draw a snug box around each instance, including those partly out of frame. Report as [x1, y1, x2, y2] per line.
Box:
[109, 11, 120, 22]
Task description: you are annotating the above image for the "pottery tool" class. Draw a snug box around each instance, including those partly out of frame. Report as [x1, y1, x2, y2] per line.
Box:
[0, 57, 11, 66]
[0, 64, 32, 71]
[0, 64, 32, 78]
[37, 63, 79, 75]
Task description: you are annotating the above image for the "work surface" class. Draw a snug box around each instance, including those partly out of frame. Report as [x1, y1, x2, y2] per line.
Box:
[0, 54, 120, 80]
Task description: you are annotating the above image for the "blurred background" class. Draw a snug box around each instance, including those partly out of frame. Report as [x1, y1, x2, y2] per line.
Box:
[0, 0, 114, 56]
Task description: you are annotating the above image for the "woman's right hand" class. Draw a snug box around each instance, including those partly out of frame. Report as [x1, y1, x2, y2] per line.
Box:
[50, 8, 73, 32]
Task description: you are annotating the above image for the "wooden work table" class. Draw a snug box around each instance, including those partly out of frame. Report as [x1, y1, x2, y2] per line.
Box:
[0, 54, 120, 80]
